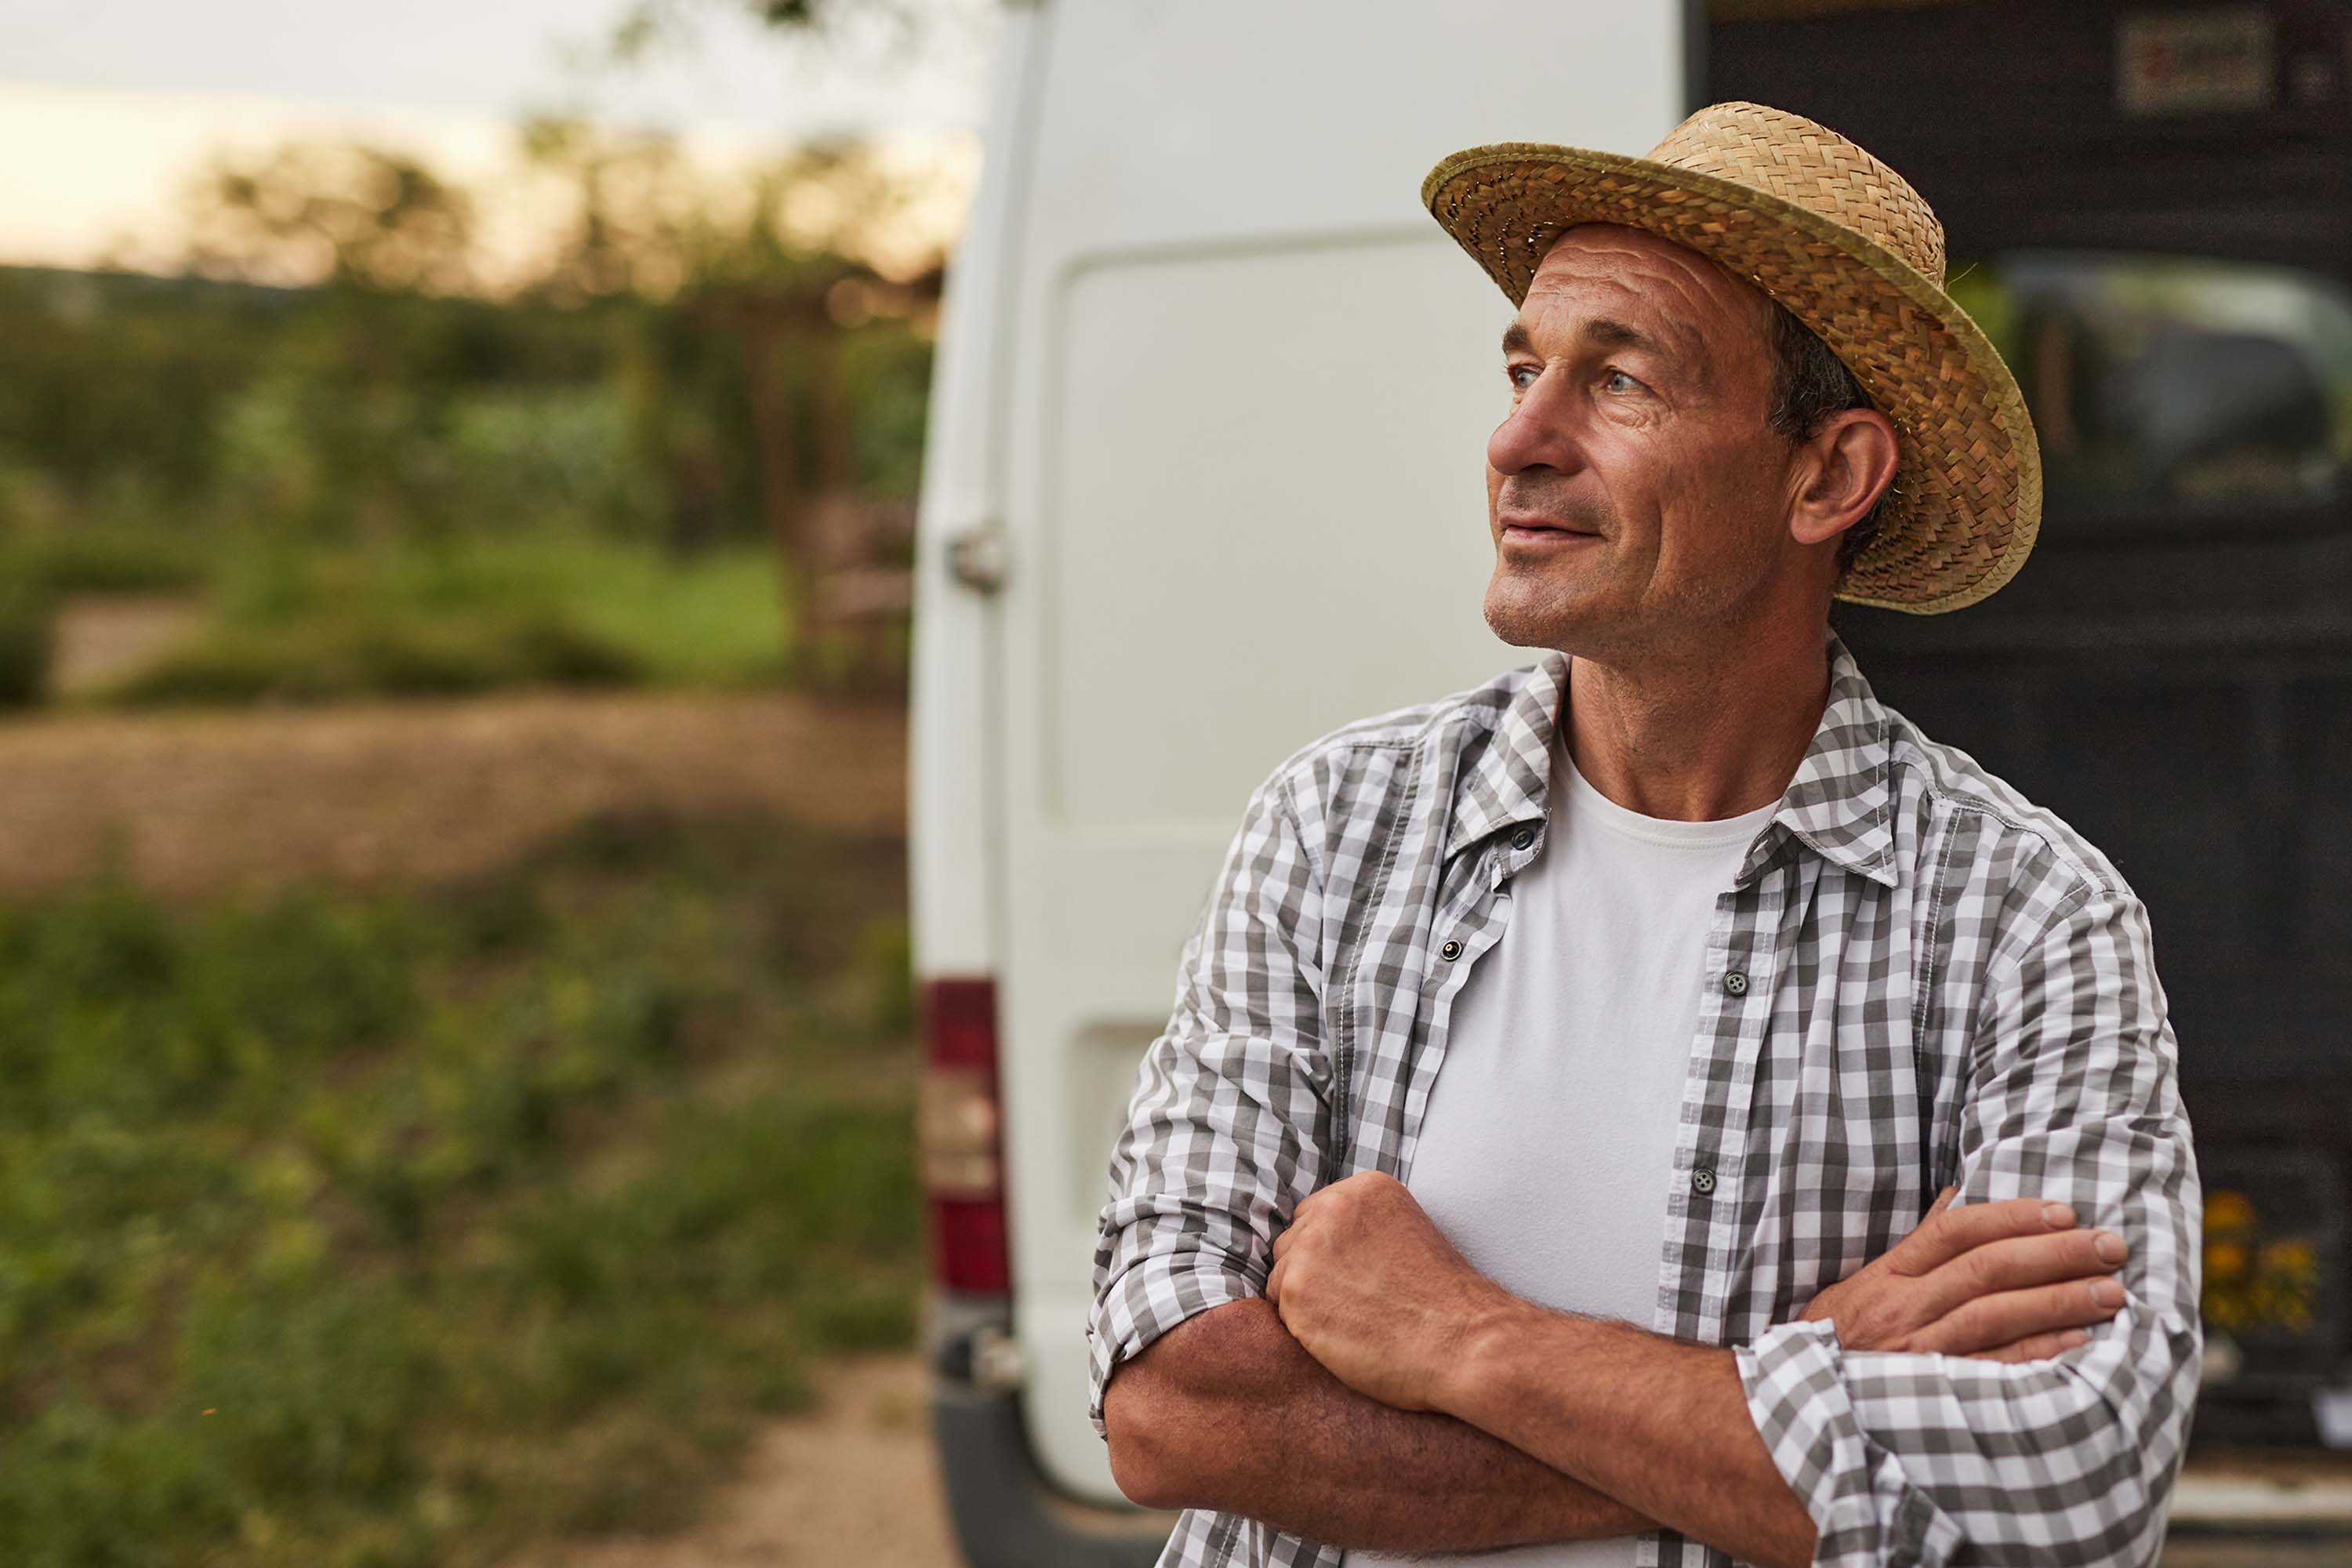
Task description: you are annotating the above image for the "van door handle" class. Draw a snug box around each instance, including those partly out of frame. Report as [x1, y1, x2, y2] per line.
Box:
[946, 524, 1009, 593]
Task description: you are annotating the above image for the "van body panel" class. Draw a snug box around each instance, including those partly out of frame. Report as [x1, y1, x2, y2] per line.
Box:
[909, 5, 1047, 979]
[982, 0, 1688, 1504]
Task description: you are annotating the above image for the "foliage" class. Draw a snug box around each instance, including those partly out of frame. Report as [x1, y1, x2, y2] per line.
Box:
[0, 271, 283, 510]
[0, 117, 946, 562]
[0, 519, 209, 594]
[0, 811, 920, 1568]
[609, 0, 991, 71]
[103, 538, 792, 706]
[185, 145, 477, 295]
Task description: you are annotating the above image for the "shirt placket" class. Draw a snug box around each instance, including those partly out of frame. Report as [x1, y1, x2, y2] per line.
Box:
[1687, 861, 1788, 1334]
[1388, 826, 1543, 1183]
[1640, 852, 1789, 1568]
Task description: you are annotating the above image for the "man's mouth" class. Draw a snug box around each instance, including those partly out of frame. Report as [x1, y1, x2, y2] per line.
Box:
[1499, 514, 1601, 542]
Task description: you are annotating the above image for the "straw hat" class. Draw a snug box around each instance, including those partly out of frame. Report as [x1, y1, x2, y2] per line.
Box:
[1423, 101, 2040, 614]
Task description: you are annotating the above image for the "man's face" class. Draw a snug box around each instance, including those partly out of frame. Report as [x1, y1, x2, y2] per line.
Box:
[1483, 223, 1803, 659]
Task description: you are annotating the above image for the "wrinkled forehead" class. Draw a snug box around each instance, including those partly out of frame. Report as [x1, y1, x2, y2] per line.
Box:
[1523, 223, 1777, 349]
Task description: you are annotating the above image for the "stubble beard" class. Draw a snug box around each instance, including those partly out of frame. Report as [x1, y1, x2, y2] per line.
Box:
[1483, 563, 1579, 652]
[1483, 479, 1624, 657]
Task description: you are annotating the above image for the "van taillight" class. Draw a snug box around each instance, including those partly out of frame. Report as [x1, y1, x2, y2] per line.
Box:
[920, 976, 1011, 1294]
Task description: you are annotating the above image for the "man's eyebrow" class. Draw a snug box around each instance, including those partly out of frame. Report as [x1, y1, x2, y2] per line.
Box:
[1499, 315, 1700, 365]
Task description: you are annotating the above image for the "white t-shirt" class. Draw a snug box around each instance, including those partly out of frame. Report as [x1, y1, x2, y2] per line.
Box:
[1345, 729, 1777, 1568]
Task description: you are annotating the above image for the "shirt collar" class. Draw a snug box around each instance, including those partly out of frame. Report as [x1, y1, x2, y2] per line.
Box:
[1444, 628, 1898, 887]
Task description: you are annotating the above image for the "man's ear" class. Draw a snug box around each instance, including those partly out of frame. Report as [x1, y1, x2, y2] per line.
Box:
[1788, 408, 1900, 549]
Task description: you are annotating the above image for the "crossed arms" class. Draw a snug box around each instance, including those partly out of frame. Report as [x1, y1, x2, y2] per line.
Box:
[1108, 1181, 2138, 1568]
[1088, 774, 2202, 1567]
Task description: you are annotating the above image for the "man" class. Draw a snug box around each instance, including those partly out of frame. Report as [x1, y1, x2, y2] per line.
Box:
[1087, 103, 2201, 1568]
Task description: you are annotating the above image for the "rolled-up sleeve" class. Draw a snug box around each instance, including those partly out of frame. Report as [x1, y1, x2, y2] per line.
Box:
[1735, 880, 2202, 1567]
[1087, 767, 1334, 1440]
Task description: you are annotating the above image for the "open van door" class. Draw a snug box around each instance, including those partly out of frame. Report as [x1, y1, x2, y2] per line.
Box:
[1708, 0, 2352, 1528]
[914, 2, 1691, 1562]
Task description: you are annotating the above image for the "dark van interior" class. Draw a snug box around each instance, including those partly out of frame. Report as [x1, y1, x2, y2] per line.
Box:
[1708, 0, 2352, 1444]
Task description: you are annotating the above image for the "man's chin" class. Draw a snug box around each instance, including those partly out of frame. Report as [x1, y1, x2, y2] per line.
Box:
[1483, 582, 1599, 652]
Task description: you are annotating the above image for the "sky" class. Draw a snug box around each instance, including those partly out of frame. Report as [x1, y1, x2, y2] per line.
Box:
[0, 0, 994, 274]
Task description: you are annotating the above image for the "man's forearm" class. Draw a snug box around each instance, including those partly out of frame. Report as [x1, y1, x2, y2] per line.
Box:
[1105, 1299, 1650, 1552]
[1439, 1305, 1816, 1568]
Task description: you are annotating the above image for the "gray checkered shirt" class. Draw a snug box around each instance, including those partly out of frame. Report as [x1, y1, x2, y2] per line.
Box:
[1088, 629, 2201, 1568]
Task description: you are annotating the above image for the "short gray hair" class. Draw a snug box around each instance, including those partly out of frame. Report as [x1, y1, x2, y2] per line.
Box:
[1762, 299, 1886, 575]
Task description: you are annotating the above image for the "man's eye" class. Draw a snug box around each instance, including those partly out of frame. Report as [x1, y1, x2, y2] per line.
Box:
[1602, 368, 1642, 394]
[1507, 365, 1539, 390]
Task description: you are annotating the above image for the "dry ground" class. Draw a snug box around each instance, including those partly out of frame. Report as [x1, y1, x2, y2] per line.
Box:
[47, 593, 208, 699]
[0, 688, 905, 898]
[507, 1355, 960, 1568]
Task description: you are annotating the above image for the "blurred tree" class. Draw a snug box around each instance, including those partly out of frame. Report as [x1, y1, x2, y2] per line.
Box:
[0, 269, 277, 517]
[183, 145, 477, 295]
[0, 113, 950, 689]
[517, 118, 941, 590]
[608, 0, 983, 61]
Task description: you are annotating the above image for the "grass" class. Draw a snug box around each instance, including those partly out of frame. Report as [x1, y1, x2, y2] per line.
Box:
[93, 536, 797, 707]
[0, 523, 209, 595]
[0, 809, 922, 1568]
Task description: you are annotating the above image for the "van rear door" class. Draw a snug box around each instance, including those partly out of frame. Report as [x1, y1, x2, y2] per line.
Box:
[989, 0, 1689, 1504]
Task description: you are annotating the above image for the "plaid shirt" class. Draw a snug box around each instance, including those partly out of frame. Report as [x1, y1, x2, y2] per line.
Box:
[1087, 630, 2201, 1568]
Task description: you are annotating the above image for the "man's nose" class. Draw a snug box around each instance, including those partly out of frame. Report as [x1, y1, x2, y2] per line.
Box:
[1486, 370, 1583, 477]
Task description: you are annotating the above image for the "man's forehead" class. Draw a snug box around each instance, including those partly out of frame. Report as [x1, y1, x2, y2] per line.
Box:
[1517, 224, 1769, 350]
[1536, 222, 1721, 281]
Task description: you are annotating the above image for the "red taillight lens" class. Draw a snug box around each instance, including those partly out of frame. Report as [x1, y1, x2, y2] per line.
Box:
[920, 977, 1011, 1294]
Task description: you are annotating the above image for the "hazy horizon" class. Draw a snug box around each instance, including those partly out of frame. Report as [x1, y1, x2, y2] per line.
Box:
[0, 0, 993, 274]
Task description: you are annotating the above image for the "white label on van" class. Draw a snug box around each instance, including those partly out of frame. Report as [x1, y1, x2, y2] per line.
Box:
[2117, 8, 2277, 116]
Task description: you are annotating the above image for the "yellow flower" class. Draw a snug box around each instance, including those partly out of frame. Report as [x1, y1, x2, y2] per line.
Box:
[2205, 1189, 2256, 1232]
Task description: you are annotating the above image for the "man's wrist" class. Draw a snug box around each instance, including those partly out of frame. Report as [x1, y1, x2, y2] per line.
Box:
[1433, 1290, 1555, 1423]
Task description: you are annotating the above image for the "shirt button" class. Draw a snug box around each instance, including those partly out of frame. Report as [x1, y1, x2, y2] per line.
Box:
[1722, 970, 1749, 996]
[1439, 938, 1464, 961]
[1692, 1166, 1719, 1196]
[1511, 828, 1535, 851]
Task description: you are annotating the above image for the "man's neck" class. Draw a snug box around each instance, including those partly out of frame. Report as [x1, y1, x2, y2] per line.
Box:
[1559, 625, 1832, 823]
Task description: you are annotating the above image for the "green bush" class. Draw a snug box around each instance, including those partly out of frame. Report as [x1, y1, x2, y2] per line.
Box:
[114, 606, 644, 705]
[5, 525, 209, 593]
[855, 915, 915, 1036]
[102, 539, 788, 707]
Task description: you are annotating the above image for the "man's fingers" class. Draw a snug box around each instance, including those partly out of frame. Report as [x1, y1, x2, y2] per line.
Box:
[1916, 1277, 2127, 1356]
[1965, 1327, 2092, 1365]
[1914, 1228, 2127, 1323]
[1893, 1193, 2080, 1273]
[1265, 1253, 1288, 1304]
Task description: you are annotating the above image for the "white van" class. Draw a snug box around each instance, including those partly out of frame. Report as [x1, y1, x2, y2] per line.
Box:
[906, 3, 1692, 1562]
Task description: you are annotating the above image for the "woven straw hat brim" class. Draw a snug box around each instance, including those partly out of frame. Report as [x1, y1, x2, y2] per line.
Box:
[1423, 142, 2042, 614]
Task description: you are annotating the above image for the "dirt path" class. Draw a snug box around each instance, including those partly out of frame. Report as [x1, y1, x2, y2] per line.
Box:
[47, 593, 208, 699]
[510, 1355, 959, 1568]
[0, 689, 906, 898]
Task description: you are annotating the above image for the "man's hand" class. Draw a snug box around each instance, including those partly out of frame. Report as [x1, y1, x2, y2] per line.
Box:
[1801, 1186, 2129, 1362]
[1265, 1171, 1514, 1412]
